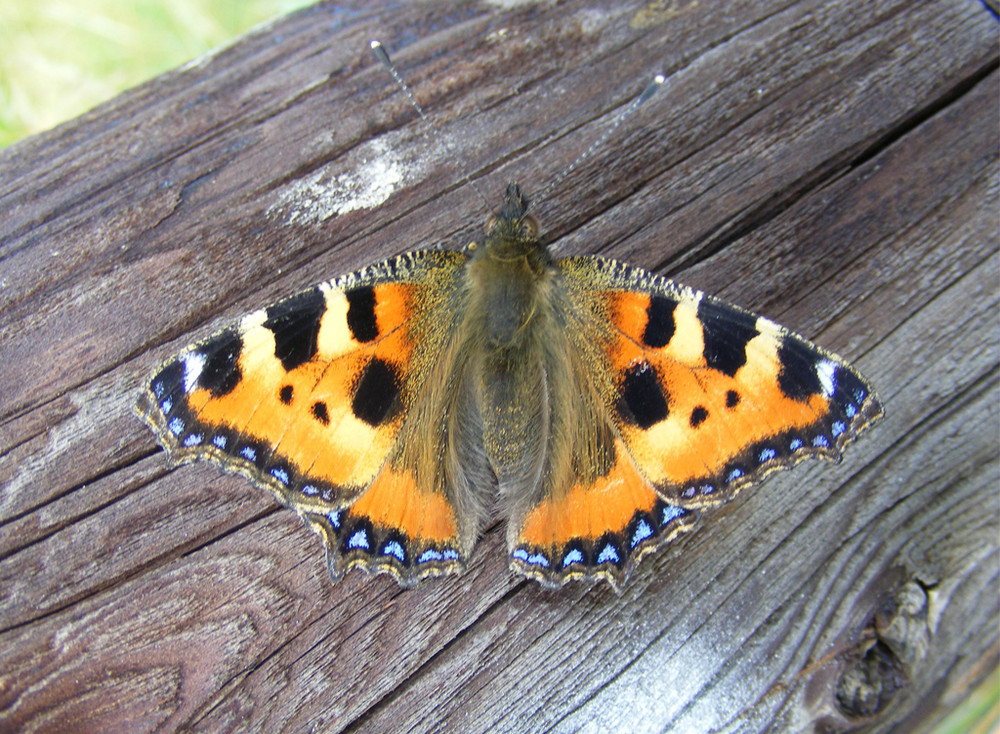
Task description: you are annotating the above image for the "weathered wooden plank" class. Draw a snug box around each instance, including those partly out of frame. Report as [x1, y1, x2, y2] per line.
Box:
[0, 0, 996, 731]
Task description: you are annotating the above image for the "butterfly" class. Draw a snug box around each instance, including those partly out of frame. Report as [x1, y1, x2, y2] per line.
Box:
[138, 182, 883, 591]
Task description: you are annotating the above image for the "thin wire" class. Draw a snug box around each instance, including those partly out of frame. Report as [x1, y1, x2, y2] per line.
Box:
[533, 74, 666, 206]
[370, 40, 490, 212]
[371, 40, 667, 221]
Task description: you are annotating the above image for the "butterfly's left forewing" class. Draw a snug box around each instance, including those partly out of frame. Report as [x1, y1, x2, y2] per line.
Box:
[138, 249, 479, 585]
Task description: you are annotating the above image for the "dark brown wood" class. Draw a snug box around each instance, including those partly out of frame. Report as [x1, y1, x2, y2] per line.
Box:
[1, 0, 996, 731]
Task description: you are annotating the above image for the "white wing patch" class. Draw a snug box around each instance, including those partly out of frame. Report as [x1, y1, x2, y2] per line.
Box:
[181, 352, 206, 393]
[816, 359, 837, 397]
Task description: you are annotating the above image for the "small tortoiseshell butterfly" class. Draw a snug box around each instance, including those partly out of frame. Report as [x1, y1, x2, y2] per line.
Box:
[138, 180, 882, 591]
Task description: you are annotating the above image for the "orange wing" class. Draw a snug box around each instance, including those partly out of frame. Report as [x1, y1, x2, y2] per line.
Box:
[591, 260, 883, 505]
[508, 256, 883, 590]
[138, 250, 471, 585]
[510, 437, 698, 590]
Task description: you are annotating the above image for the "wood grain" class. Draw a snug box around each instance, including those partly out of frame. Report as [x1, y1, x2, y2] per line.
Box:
[1, 0, 996, 731]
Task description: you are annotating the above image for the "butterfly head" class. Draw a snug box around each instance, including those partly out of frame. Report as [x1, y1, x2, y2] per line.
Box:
[468, 183, 553, 348]
[482, 182, 542, 257]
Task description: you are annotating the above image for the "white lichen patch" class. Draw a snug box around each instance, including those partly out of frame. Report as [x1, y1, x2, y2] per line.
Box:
[269, 137, 414, 226]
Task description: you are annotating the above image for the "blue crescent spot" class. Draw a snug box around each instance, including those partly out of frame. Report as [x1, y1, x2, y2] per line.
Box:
[160, 398, 173, 414]
[418, 549, 443, 563]
[153, 381, 166, 398]
[790, 438, 804, 451]
[845, 403, 857, 418]
[347, 529, 369, 550]
[328, 510, 341, 527]
[661, 504, 685, 525]
[700, 484, 715, 495]
[527, 553, 549, 567]
[168, 417, 184, 436]
[270, 467, 290, 485]
[240, 446, 257, 462]
[597, 544, 620, 564]
[442, 549, 460, 560]
[301, 484, 319, 496]
[212, 434, 227, 449]
[513, 548, 549, 567]
[682, 486, 697, 499]
[759, 447, 777, 462]
[381, 540, 406, 561]
[832, 421, 845, 437]
[726, 468, 744, 483]
[813, 435, 830, 448]
[562, 548, 585, 567]
[631, 519, 654, 548]
[183, 433, 203, 447]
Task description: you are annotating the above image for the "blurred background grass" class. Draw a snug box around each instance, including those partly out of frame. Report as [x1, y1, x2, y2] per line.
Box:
[0, 0, 311, 147]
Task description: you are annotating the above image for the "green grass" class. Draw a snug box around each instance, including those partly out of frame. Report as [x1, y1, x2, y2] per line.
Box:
[0, 0, 312, 147]
[933, 664, 1000, 734]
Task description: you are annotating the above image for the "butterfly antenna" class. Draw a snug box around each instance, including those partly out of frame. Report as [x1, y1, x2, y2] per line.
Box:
[534, 74, 666, 207]
[370, 40, 490, 211]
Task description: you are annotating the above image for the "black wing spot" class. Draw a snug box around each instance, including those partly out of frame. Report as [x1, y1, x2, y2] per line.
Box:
[726, 390, 740, 408]
[690, 405, 708, 427]
[619, 362, 669, 429]
[346, 286, 379, 343]
[312, 401, 330, 425]
[264, 287, 326, 372]
[152, 361, 183, 401]
[643, 295, 678, 348]
[279, 385, 294, 404]
[698, 299, 758, 377]
[832, 364, 867, 409]
[352, 358, 401, 426]
[777, 335, 823, 401]
[198, 329, 243, 397]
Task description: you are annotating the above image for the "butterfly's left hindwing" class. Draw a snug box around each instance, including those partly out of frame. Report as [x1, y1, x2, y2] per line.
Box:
[138, 250, 476, 585]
